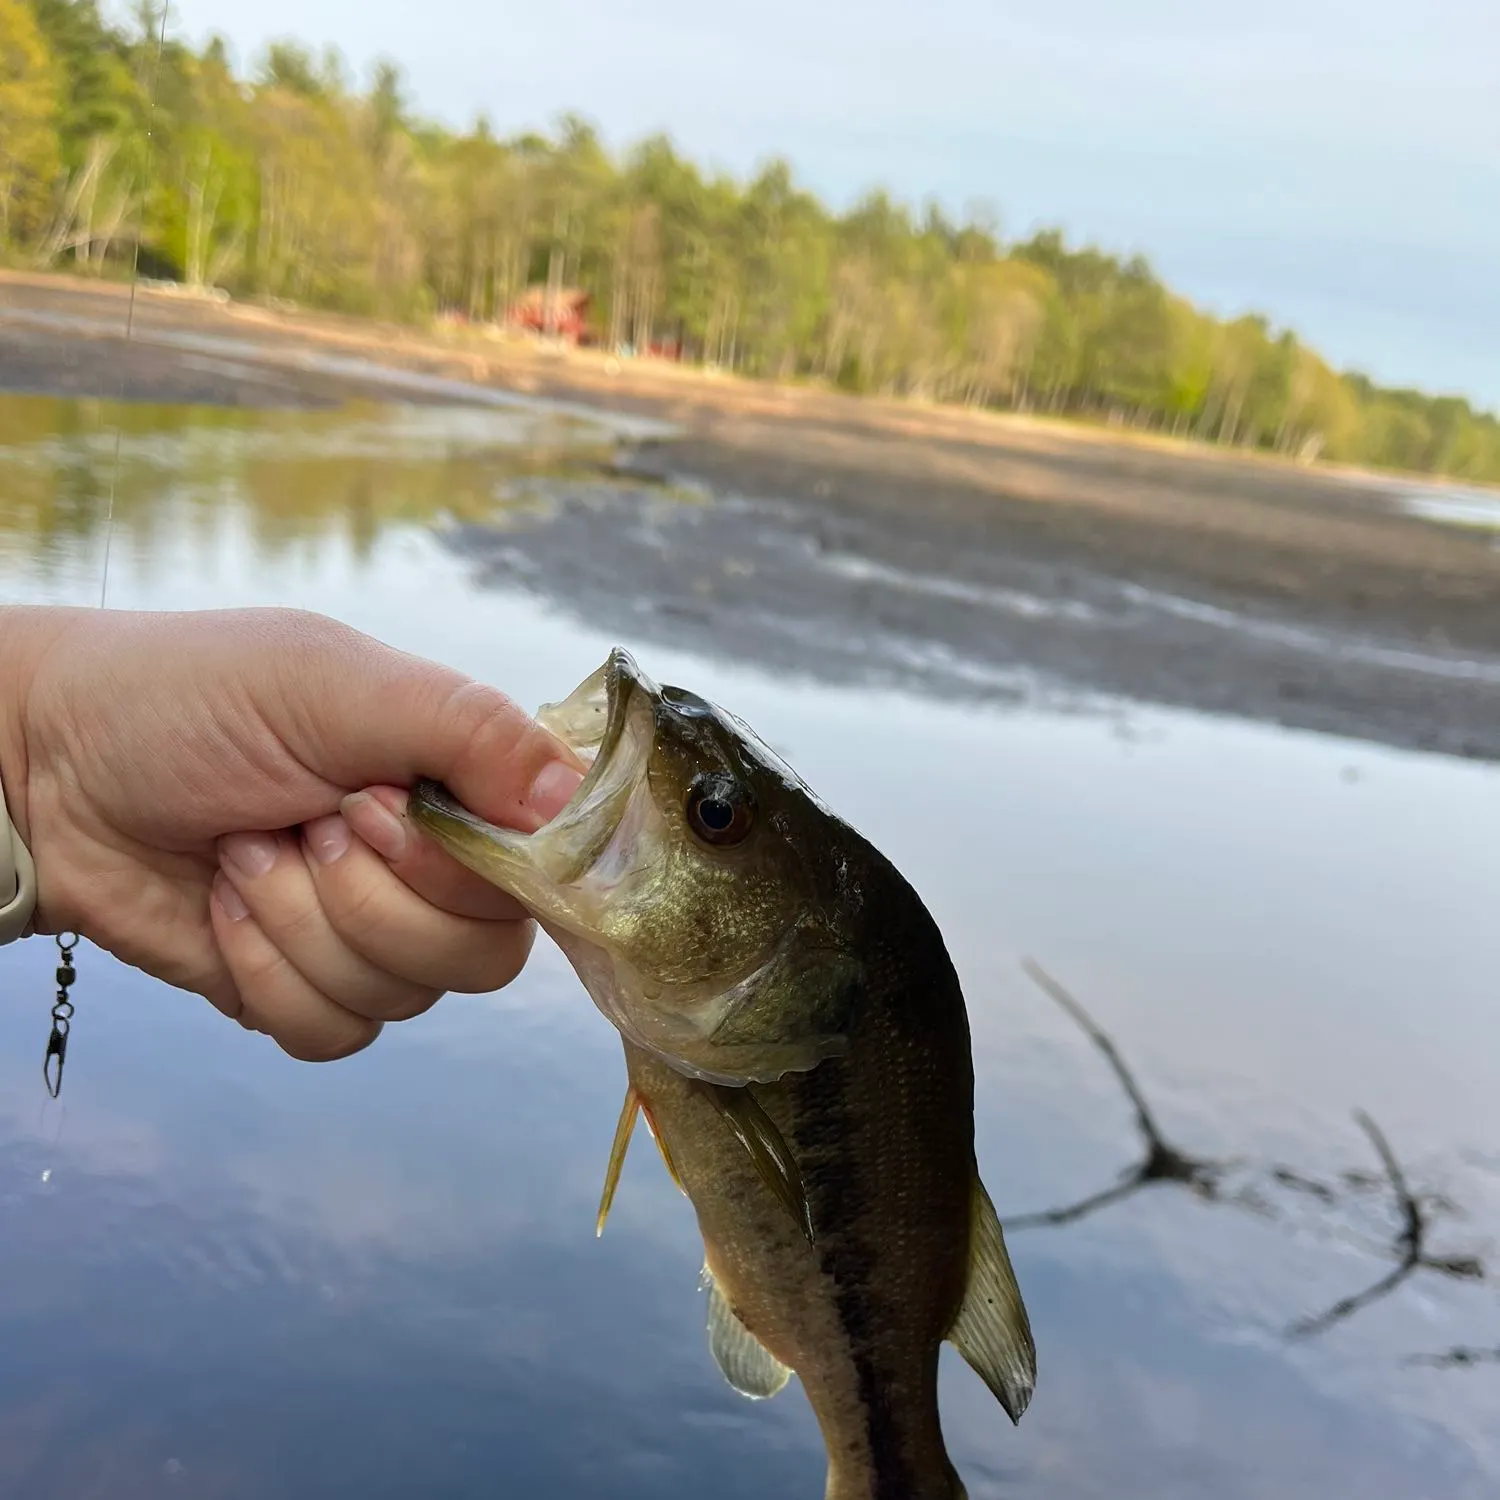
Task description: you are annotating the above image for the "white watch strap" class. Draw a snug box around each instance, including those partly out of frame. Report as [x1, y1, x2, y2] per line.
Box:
[0, 772, 37, 944]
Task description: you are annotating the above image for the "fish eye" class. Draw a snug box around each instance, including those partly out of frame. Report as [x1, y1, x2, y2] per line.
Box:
[685, 773, 756, 847]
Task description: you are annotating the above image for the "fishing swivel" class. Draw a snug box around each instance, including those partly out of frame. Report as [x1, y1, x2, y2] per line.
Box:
[44, 932, 79, 1100]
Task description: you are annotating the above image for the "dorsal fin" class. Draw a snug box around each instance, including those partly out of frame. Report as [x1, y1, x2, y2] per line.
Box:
[947, 1173, 1036, 1422]
[703, 1266, 792, 1400]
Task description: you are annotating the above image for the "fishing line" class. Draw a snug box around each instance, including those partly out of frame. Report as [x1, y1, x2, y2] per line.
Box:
[39, 1, 170, 1111]
[98, 0, 171, 612]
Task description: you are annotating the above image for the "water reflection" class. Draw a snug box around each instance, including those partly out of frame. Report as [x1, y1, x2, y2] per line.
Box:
[1008, 962, 1490, 1354]
[2, 390, 1499, 1497]
[1006, 961, 1241, 1224]
[0, 392, 634, 584]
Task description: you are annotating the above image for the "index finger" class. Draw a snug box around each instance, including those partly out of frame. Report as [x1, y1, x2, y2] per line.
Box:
[247, 612, 588, 829]
[336, 786, 534, 921]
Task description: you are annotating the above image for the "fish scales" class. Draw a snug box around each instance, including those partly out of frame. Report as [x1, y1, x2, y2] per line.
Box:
[627, 903, 976, 1497]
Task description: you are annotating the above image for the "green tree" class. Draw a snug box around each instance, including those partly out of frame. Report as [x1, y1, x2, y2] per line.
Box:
[0, 4, 1494, 483]
[0, 0, 61, 246]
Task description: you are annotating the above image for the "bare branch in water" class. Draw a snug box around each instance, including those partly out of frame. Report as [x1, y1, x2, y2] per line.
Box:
[1404, 1346, 1500, 1369]
[1021, 959, 1163, 1148]
[1005, 1174, 1147, 1230]
[1286, 1111, 1484, 1341]
[1286, 1261, 1413, 1342]
[1008, 960, 1493, 1358]
[1271, 1167, 1337, 1205]
[1006, 960, 1229, 1231]
[1355, 1111, 1420, 1261]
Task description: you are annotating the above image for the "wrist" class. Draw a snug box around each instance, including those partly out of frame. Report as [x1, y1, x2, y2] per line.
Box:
[0, 606, 89, 855]
[1, 607, 69, 942]
[0, 704, 34, 943]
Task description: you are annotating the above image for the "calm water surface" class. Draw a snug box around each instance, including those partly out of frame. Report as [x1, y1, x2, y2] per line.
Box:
[1, 392, 1498, 1499]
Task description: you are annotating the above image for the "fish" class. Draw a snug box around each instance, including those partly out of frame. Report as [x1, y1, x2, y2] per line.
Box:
[408, 648, 1035, 1499]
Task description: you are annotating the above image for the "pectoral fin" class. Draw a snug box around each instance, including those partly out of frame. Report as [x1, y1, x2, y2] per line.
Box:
[704, 1266, 792, 1400]
[947, 1173, 1036, 1423]
[700, 1082, 815, 1243]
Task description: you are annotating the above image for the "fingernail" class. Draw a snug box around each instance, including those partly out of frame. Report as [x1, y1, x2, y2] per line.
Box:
[341, 790, 408, 862]
[213, 873, 249, 922]
[220, 831, 278, 879]
[304, 814, 351, 866]
[531, 761, 584, 822]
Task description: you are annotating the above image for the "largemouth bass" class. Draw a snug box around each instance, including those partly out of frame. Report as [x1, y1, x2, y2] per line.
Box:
[409, 649, 1035, 1499]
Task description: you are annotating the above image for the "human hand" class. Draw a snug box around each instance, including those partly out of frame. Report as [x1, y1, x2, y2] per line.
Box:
[1, 606, 584, 1060]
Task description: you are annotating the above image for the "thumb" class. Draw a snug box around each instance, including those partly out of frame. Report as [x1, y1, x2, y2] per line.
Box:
[247, 611, 585, 831]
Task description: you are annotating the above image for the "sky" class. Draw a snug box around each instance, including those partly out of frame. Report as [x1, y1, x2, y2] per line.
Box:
[157, 0, 1498, 410]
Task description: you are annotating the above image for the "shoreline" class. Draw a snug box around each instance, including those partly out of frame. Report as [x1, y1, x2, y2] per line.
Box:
[2, 268, 1492, 501]
[4, 269, 1500, 763]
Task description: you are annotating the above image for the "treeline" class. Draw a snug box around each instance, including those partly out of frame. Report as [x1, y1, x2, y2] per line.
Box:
[1, 0, 1497, 482]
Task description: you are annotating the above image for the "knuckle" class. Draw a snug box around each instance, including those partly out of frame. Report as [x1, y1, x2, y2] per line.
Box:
[263, 607, 357, 657]
[228, 931, 294, 995]
[448, 679, 527, 744]
[446, 685, 550, 801]
[317, 861, 393, 938]
[266, 888, 334, 949]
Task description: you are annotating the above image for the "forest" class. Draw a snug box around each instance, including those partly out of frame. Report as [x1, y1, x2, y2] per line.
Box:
[2, 0, 1497, 483]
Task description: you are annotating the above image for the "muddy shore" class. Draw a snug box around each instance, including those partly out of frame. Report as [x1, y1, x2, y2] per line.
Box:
[3, 272, 1498, 760]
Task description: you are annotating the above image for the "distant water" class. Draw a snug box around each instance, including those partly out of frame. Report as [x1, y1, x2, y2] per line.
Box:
[1393, 480, 1500, 535]
[1, 389, 1498, 1499]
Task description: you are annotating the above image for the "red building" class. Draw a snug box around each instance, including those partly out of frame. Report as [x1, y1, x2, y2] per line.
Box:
[505, 285, 593, 344]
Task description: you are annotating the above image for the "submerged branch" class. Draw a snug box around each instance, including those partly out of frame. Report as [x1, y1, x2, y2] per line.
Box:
[1286, 1260, 1414, 1342]
[1009, 960, 1492, 1357]
[1286, 1110, 1483, 1340]
[1021, 959, 1162, 1149]
[1006, 960, 1228, 1231]
[1404, 1346, 1500, 1369]
[1005, 1173, 1148, 1231]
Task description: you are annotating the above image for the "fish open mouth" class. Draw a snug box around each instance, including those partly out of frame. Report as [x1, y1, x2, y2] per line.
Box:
[409, 646, 660, 896]
[412, 647, 859, 1088]
[535, 645, 651, 774]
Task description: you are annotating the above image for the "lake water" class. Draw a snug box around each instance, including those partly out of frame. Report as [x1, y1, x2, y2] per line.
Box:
[1, 390, 1498, 1499]
[1396, 484, 1500, 537]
